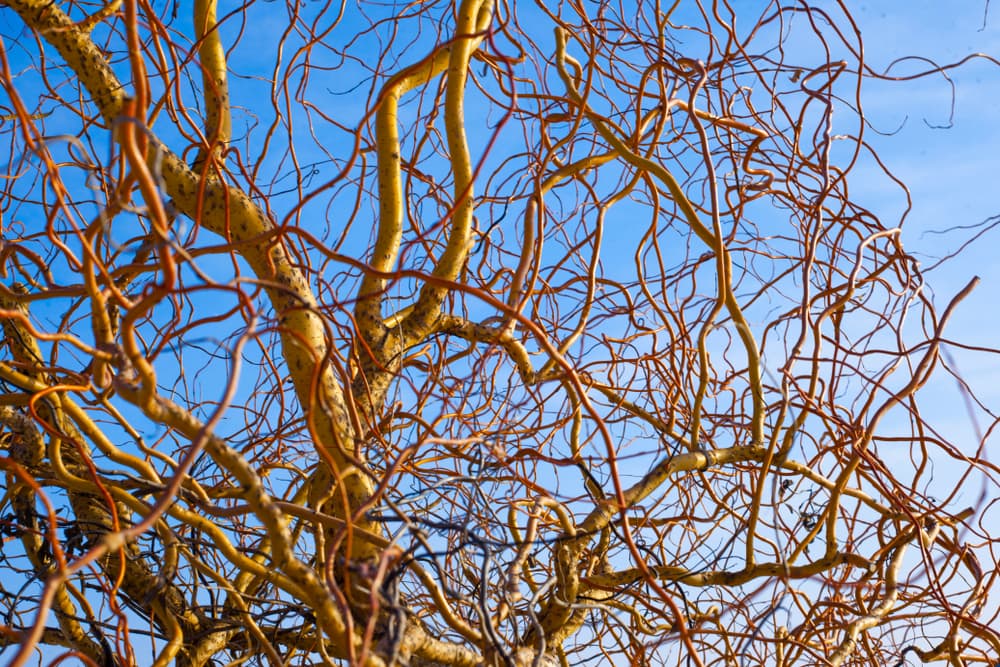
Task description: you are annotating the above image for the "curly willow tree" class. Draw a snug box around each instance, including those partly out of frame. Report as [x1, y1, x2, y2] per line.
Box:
[1, 0, 998, 665]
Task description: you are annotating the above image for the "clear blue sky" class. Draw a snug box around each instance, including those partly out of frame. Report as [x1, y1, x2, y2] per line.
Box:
[3, 1, 1000, 664]
[851, 2, 1000, 483]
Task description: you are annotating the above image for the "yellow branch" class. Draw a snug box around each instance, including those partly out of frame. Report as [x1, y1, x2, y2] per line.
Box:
[4, 0, 378, 558]
[585, 549, 871, 589]
[552, 28, 765, 451]
[398, 0, 494, 340]
[358, 0, 493, 350]
[194, 0, 232, 166]
[356, 49, 452, 342]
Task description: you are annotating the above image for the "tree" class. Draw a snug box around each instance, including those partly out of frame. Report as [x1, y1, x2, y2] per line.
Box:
[1, 0, 997, 665]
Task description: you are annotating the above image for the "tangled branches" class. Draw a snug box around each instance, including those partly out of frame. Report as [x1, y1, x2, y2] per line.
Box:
[1, 0, 998, 665]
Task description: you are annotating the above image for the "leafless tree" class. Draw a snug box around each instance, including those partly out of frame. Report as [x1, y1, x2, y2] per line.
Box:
[1, 1, 998, 665]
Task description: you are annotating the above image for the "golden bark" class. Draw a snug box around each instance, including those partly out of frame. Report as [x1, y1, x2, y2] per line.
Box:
[1, 1, 998, 666]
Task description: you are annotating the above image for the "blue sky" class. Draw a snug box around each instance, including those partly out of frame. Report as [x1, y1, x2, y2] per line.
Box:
[848, 2, 1000, 482]
[4, 1, 1000, 664]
